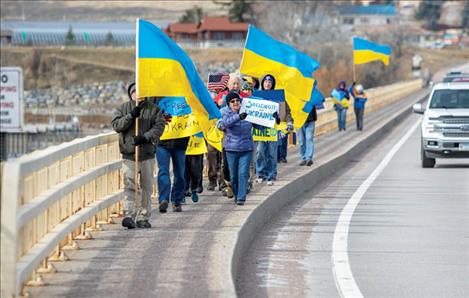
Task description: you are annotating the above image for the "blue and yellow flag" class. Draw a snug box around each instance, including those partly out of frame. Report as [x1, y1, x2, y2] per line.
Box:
[240, 25, 320, 129]
[302, 86, 325, 114]
[136, 19, 221, 142]
[353, 37, 391, 66]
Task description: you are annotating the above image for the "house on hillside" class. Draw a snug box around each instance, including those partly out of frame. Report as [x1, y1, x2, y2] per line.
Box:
[337, 5, 398, 29]
[165, 16, 248, 48]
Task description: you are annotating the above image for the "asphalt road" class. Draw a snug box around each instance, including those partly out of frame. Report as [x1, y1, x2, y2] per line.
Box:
[239, 113, 469, 297]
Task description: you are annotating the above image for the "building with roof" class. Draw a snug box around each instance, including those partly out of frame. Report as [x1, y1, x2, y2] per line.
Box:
[165, 16, 248, 45]
[337, 5, 398, 29]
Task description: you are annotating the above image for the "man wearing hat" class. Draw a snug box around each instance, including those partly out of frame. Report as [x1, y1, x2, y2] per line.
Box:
[111, 83, 166, 229]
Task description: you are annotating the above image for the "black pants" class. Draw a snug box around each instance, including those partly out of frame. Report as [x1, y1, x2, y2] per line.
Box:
[185, 154, 203, 192]
[222, 148, 230, 184]
[354, 107, 364, 131]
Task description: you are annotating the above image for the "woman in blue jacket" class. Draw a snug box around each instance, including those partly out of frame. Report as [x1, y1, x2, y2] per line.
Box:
[221, 92, 274, 205]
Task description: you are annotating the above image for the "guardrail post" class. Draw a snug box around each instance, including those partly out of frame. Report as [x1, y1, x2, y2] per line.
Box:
[1, 162, 21, 298]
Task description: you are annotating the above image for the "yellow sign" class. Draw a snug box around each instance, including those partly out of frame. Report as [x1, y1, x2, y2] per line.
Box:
[252, 127, 278, 142]
[160, 114, 201, 140]
[186, 135, 208, 155]
[206, 125, 224, 152]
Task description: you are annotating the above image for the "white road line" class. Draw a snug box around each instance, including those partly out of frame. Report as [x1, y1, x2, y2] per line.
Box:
[332, 120, 421, 298]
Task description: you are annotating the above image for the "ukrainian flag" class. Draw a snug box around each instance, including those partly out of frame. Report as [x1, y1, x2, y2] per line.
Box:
[353, 37, 391, 66]
[136, 19, 221, 140]
[240, 25, 320, 129]
[302, 85, 324, 114]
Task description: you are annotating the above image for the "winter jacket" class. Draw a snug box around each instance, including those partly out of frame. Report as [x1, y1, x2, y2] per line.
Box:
[348, 84, 368, 109]
[305, 106, 318, 123]
[221, 108, 256, 152]
[111, 99, 165, 161]
[158, 137, 190, 150]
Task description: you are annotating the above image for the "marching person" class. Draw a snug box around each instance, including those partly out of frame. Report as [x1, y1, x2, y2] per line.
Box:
[332, 80, 350, 131]
[349, 82, 368, 131]
[221, 92, 272, 205]
[256, 74, 280, 186]
[207, 73, 241, 195]
[111, 83, 165, 229]
[297, 105, 317, 166]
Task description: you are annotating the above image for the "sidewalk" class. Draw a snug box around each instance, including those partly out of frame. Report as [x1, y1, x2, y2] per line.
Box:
[25, 87, 429, 298]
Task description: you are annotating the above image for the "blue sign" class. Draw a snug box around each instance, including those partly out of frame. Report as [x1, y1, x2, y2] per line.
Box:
[252, 89, 285, 102]
[158, 97, 192, 116]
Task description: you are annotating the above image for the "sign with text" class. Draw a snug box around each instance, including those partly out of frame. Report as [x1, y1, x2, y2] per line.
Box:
[158, 96, 201, 140]
[240, 97, 279, 128]
[252, 90, 286, 121]
[0, 67, 23, 132]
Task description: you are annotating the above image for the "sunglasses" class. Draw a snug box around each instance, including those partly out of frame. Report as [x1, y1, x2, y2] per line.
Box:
[229, 99, 240, 103]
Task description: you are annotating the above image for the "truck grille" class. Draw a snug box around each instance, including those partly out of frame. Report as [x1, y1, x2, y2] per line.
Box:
[441, 117, 469, 125]
[443, 132, 469, 138]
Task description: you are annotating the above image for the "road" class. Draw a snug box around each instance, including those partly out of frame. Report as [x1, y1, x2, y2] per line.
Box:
[239, 111, 469, 297]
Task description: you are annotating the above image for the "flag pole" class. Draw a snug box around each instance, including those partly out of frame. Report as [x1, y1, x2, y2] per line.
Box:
[134, 18, 140, 209]
[352, 36, 357, 83]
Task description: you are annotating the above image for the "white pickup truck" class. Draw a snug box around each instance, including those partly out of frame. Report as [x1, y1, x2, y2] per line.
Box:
[413, 82, 469, 168]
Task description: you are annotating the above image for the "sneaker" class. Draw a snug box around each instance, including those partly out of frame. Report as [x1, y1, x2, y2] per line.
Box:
[256, 178, 264, 184]
[173, 203, 182, 212]
[122, 217, 136, 229]
[247, 182, 253, 194]
[207, 182, 216, 191]
[136, 219, 151, 229]
[159, 200, 169, 213]
[184, 190, 191, 197]
[191, 191, 199, 203]
[281, 159, 288, 163]
[196, 186, 203, 194]
[226, 186, 234, 198]
[299, 160, 307, 166]
[181, 197, 186, 204]
[306, 160, 313, 166]
[266, 181, 274, 186]
[236, 200, 245, 206]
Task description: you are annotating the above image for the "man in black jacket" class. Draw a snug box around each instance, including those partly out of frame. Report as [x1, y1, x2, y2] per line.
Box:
[111, 83, 165, 229]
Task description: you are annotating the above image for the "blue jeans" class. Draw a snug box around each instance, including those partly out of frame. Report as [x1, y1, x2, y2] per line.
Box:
[297, 121, 315, 161]
[226, 150, 253, 202]
[256, 141, 278, 181]
[156, 146, 186, 204]
[337, 108, 347, 130]
[277, 135, 288, 161]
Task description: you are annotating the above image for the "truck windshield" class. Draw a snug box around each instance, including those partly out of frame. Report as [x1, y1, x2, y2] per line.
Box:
[429, 89, 469, 109]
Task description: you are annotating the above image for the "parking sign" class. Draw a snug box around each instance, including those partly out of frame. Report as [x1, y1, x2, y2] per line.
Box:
[0, 67, 24, 132]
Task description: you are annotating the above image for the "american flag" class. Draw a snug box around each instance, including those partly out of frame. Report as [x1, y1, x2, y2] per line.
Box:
[207, 73, 229, 93]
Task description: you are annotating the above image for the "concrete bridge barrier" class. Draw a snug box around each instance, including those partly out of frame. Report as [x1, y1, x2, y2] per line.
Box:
[1, 132, 123, 297]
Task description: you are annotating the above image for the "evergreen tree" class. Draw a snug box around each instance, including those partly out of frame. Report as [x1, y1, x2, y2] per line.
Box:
[214, 0, 254, 23]
[462, 0, 469, 31]
[105, 31, 114, 46]
[179, 6, 204, 24]
[415, 0, 444, 31]
[65, 25, 76, 46]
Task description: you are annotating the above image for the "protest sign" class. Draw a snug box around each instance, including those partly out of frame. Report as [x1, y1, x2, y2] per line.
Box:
[186, 132, 208, 155]
[253, 89, 287, 121]
[240, 97, 279, 128]
[158, 97, 201, 140]
[252, 127, 278, 142]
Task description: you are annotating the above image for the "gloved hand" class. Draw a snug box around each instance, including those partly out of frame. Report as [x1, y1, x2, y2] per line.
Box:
[287, 122, 294, 132]
[273, 112, 280, 124]
[130, 106, 142, 118]
[133, 135, 149, 146]
[161, 110, 172, 125]
[239, 112, 248, 120]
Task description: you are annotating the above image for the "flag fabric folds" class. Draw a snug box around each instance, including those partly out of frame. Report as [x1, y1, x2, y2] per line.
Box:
[302, 85, 325, 114]
[353, 37, 391, 66]
[240, 25, 320, 129]
[136, 18, 221, 141]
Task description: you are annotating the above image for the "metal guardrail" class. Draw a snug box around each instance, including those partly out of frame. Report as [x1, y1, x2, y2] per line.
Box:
[1, 132, 122, 297]
[0, 78, 423, 297]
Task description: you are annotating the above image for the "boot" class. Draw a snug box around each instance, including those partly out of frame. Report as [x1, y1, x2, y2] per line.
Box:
[225, 180, 234, 198]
